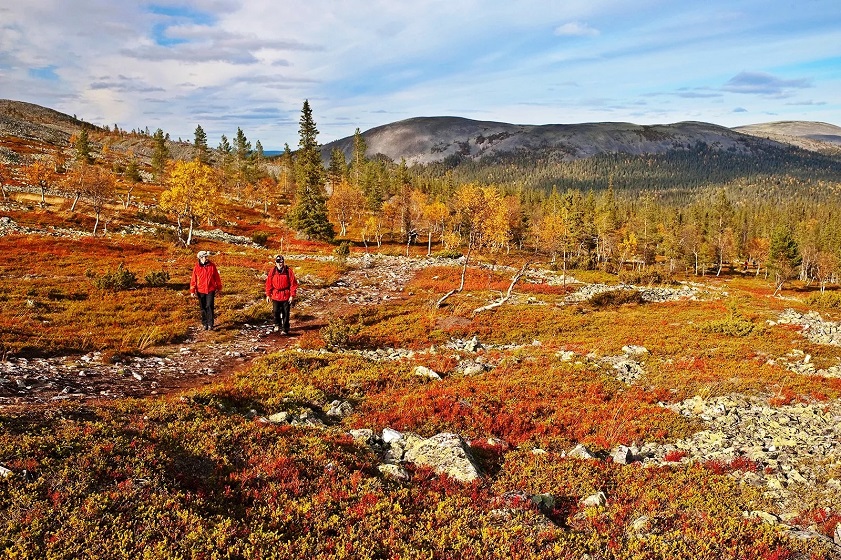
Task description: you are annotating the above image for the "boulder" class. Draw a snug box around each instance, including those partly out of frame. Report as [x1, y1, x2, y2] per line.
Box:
[326, 400, 353, 418]
[413, 365, 441, 380]
[402, 432, 482, 483]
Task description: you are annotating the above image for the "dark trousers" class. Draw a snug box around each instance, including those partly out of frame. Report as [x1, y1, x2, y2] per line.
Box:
[272, 299, 291, 333]
[198, 291, 215, 328]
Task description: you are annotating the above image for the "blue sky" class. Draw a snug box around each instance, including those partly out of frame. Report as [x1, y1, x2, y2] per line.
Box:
[1, 0, 840, 150]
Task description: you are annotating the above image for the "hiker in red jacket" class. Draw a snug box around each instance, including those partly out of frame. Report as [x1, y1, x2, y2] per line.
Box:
[265, 254, 298, 334]
[190, 250, 222, 331]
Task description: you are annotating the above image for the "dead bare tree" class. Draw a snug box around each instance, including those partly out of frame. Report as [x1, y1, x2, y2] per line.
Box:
[436, 245, 472, 308]
[472, 261, 531, 315]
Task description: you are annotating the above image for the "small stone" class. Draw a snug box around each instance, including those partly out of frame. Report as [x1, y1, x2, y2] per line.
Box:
[413, 365, 441, 380]
[267, 411, 290, 424]
[378, 463, 411, 482]
[581, 491, 606, 507]
[611, 445, 635, 465]
[382, 428, 404, 444]
[568, 444, 596, 460]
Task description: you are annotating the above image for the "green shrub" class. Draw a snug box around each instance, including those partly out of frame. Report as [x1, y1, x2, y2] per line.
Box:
[333, 241, 351, 258]
[619, 267, 675, 286]
[431, 249, 463, 259]
[698, 300, 762, 336]
[320, 317, 361, 349]
[251, 231, 270, 246]
[94, 263, 137, 291]
[587, 288, 644, 307]
[144, 270, 170, 287]
[804, 291, 841, 308]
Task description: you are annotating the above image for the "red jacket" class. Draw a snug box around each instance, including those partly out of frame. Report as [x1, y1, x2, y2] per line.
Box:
[190, 261, 222, 294]
[265, 265, 298, 301]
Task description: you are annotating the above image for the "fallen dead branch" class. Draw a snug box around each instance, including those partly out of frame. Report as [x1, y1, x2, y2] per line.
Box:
[472, 261, 531, 315]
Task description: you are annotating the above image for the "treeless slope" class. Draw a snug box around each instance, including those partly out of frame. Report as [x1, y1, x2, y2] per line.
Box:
[0, 99, 98, 147]
[323, 116, 788, 165]
[733, 121, 841, 155]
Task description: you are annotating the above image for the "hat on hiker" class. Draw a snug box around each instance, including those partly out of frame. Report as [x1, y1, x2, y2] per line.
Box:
[274, 255, 284, 263]
[197, 251, 210, 259]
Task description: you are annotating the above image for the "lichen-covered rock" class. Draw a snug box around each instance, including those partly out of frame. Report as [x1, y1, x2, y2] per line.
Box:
[402, 432, 482, 483]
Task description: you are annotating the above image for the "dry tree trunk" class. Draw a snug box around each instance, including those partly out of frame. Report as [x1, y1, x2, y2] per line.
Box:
[436, 244, 472, 308]
[472, 261, 530, 315]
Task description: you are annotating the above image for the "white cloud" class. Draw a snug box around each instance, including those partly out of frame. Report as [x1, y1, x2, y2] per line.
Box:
[554, 21, 600, 37]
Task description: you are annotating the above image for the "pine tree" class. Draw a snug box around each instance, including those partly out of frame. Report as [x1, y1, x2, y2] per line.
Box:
[287, 100, 334, 241]
[193, 124, 210, 164]
[151, 128, 170, 181]
[328, 148, 347, 187]
[74, 129, 93, 164]
[351, 128, 367, 188]
[769, 225, 802, 295]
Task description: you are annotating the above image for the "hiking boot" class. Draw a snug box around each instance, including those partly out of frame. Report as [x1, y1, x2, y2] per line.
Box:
[273, 325, 279, 332]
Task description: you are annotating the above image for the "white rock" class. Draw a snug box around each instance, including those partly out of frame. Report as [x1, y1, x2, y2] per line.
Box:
[581, 491, 606, 507]
[382, 428, 404, 444]
[413, 365, 441, 380]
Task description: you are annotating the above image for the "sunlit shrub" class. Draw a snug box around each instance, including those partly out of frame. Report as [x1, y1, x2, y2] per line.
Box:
[144, 269, 170, 287]
[93, 262, 137, 291]
[699, 300, 763, 337]
[587, 288, 644, 307]
[804, 291, 841, 308]
[431, 249, 463, 259]
[320, 317, 361, 349]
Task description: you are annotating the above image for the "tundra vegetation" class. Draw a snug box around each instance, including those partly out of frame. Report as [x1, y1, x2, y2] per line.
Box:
[1, 101, 841, 558]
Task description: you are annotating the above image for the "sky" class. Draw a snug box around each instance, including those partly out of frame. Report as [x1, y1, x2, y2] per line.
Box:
[1, 1, 840, 150]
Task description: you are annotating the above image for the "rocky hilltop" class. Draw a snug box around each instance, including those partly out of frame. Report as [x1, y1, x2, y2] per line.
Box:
[0, 99, 98, 148]
[734, 121, 841, 156]
[321, 116, 839, 165]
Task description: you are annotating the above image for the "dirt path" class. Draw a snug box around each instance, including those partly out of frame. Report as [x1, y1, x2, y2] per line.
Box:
[0, 254, 425, 407]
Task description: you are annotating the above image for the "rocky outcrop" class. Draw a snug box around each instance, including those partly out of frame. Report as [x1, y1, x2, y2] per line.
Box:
[654, 395, 841, 500]
[354, 428, 483, 483]
[774, 309, 841, 346]
[565, 282, 709, 304]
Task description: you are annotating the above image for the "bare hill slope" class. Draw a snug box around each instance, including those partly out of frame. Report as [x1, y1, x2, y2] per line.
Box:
[323, 116, 791, 165]
[733, 121, 841, 155]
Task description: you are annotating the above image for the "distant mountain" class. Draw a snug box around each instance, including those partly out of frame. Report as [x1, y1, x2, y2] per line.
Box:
[321, 116, 812, 165]
[322, 116, 841, 197]
[732, 121, 841, 155]
[322, 116, 841, 167]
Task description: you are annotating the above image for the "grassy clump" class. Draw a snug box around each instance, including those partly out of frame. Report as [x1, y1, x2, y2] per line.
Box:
[587, 288, 644, 307]
[92, 263, 137, 291]
[804, 290, 841, 308]
[320, 316, 361, 349]
[144, 269, 170, 287]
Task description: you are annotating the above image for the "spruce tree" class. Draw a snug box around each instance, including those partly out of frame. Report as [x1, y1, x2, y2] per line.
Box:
[74, 129, 93, 164]
[193, 124, 210, 164]
[151, 128, 170, 181]
[328, 148, 347, 187]
[287, 100, 334, 241]
[769, 225, 801, 295]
